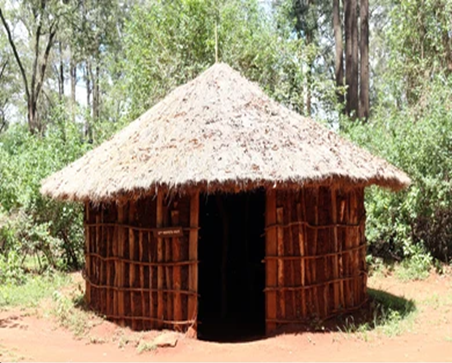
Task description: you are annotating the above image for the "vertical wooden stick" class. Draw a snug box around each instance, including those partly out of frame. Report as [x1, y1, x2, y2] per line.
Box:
[112, 206, 118, 318]
[312, 187, 319, 317]
[331, 187, 341, 312]
[301, 188, 312, 315]
[84, 202, 91, 306]
[296, 203, 306, 318]
[95, 210, 101, 308]
[148, 231, 154, 329]
[129, 201, 137, 329]
[117, 202, 126, 327]
[172, 210, 182, 327]
[163, 203, 173, 324]
[188, 191, 199, 335]
[351, 189, 359, 306]
[139, 231, 145, 328]
[156, 193, 164, 328]
[106, 208, 112, 317]
[276, 207, 285, 320]
[286, 204, 296, 318]
[265, 190, 277, 334]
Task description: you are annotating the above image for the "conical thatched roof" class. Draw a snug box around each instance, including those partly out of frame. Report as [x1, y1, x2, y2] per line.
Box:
[41, 63, 410, 202]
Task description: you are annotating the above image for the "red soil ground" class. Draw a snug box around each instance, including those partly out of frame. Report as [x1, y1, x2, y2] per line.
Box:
[1, 272, 452, 362]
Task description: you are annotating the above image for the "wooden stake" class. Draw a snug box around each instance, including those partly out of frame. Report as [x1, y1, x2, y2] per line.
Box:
[157, 193, 164, 328]
[96, 210, 102, 306]
[164, 203, 173, 324]
[112, 206, 118, 318]
[331, 187, 341, 312]
[117, 203, 126, 327]
[84, 202, 91, 306]
[286, 204, 296, 318]
[301, 188, 312, 315]
[265, 190, 277, 334]
[276, 207, 285, 320]
[129, 201, 137, 329]
[312, 187, 319, 316]
[139, 231, 145, 328]
[188, 192, 199, 335]
[296, 203, 306, 318]
[172, 210, 182, 327]
[148, 231, 154, 329]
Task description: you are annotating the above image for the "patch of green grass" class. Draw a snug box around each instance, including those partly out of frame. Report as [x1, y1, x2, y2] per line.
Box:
[368, 288, 416, 337]
[0, 272, 71, 309]
[394, 254, 433, 282]
[50, 289, 94, 338]
[337, 288, 416, 338]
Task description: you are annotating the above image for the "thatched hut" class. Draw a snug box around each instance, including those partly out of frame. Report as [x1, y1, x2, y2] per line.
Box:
[41, 63, 410, 339]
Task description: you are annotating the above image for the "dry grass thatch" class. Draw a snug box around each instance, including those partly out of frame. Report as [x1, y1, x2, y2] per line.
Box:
[41, 63, 411, 202]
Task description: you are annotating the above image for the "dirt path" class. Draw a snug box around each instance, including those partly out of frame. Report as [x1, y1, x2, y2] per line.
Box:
[1, 272, 452, 362]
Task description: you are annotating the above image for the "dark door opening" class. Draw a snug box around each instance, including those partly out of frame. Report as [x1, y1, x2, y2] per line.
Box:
[198, 189, 266, 342]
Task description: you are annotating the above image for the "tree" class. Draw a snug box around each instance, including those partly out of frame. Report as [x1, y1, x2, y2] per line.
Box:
[124, 0, 315, 118]
[0, 1, 62, 134]
[344, 0, 358, 117]
[333, 0, 344, 106]
[358, 0, 369, 119]
[333, 0, 369, 120]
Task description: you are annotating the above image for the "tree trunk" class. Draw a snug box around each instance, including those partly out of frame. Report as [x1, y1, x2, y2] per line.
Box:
[345, 0, 359, 118]
[306, 31, 313, 116]
[58, 42, 64, 101]
[28, 99, 39, 134]
[92, 63, 100, 121]
[359, 0, 369, 120]
[85, 60, 92, 139]
[304, 0, 314, 116]
[333, 0, 345, 107]
[70, 55, 76, 122]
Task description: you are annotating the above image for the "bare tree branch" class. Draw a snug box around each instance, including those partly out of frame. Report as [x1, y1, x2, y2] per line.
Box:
[35, 20, 57, 102]
[0, 59, 8, 80]
[31, 0, 46, 104]
[0, 7, 30, 101]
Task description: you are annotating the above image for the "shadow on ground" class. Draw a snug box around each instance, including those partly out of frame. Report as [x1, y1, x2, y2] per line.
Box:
[270, 288, 416, 338]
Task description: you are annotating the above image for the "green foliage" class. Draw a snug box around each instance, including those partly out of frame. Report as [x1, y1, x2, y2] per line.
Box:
[0, 272, 71, 308]
[123, 0, 335, 119]
[383, 0, 452, 105]
[0, 109, 91, 272]
[342, 76, 452, 262]
[51, 289, 91, 338]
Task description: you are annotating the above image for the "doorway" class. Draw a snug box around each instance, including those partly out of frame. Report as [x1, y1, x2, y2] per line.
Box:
[197, 189, 266, 342]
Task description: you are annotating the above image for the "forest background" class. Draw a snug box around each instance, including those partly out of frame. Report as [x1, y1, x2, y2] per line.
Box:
[0, 0, 451, 283]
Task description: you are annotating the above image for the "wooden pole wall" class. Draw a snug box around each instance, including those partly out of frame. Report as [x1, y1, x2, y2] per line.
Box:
[264, 186, 367, 332]
[83, 186, 366, 335]
[83, 192, 199, 333]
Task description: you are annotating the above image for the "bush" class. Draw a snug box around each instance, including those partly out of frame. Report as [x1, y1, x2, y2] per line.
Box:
[341, 76, 452, 263]
[0, 109, 91, 272]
